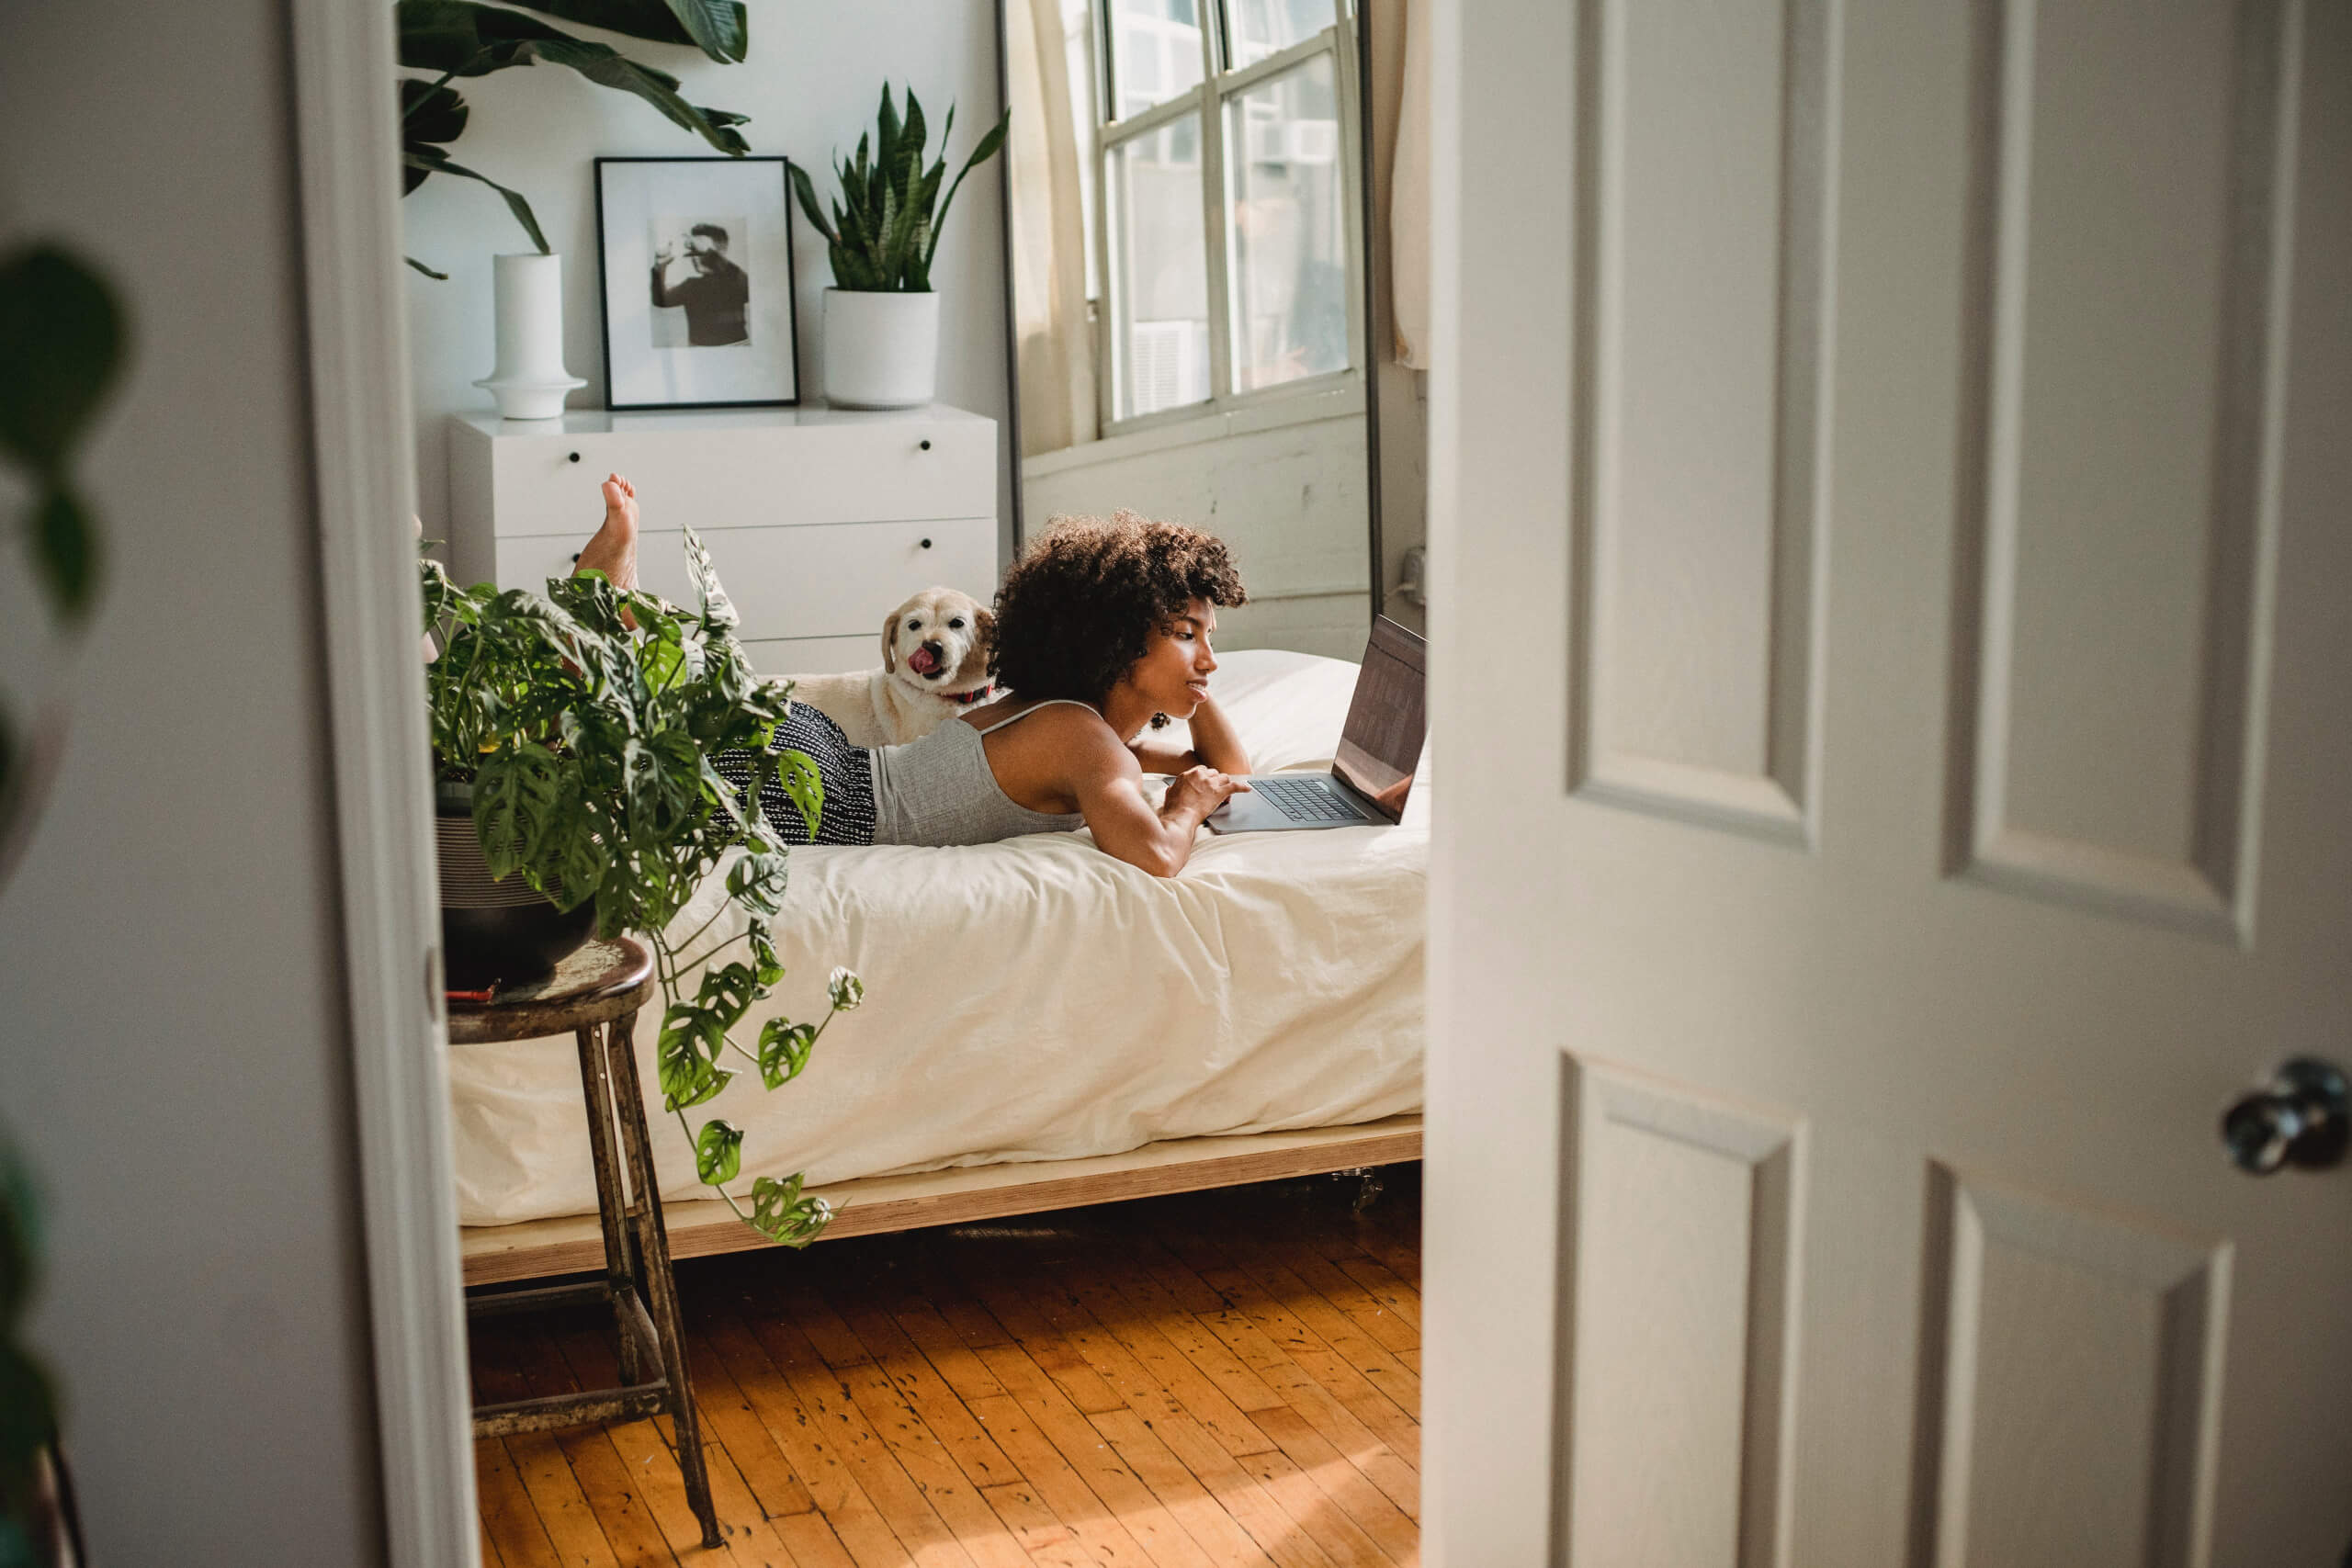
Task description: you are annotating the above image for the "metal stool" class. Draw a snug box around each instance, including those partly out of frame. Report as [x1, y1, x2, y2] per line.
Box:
[448, 936, 719, 1549]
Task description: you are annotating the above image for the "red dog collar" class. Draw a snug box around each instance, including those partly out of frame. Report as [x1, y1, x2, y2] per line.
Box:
[944, 683, 996, 705]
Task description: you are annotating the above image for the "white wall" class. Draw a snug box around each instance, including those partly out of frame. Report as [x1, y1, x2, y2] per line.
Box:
[1023, 398, 1374, 660]
[0, 3, 388, 1562]
[402, 0, 1015, 563]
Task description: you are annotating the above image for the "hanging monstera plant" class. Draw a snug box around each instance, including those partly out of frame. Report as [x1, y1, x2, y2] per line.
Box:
[397, 0, 754, 277]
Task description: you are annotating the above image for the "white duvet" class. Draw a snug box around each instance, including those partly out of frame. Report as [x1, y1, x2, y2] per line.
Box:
[449, 649, 1427, 1227]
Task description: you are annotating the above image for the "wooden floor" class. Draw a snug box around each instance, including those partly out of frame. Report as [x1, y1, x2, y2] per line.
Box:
[467, 1165, 1423, 1567]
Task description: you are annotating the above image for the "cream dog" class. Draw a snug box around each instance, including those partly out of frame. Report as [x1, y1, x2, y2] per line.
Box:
[786, 587, 1001, 747]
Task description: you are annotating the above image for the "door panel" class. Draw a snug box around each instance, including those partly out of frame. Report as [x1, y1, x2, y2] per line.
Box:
[1947, 0, 2296, 941]
[1569, 0, 1832, 843]
[1429, 0, 2351, 1562]
[1563, 1063, 1803, 1568]
[1917, 1169, 2230, 1568]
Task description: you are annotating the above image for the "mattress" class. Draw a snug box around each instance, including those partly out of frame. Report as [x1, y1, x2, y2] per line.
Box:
[448, 648, 1428, 1226]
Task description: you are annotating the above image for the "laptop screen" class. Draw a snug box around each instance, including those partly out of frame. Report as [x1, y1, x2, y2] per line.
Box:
[1332, 616, 1428, 822]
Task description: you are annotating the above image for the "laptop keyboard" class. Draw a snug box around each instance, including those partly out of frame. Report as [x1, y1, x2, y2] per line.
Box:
[1254, 775, 1369, 823]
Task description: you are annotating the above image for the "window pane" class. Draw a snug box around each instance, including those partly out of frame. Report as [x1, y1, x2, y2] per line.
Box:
[1226, 0, 1335, 67]
[1224, 53, 1350, 391]
[1106, 0, 1204, 118]
[1108, 117, 1211, 418]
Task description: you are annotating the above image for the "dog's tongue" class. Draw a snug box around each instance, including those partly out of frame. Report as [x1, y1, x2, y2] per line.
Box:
[908, 646, 941, 676]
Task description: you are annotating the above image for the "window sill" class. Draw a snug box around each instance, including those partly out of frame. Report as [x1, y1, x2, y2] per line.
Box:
[1022, 378, 1366, 480]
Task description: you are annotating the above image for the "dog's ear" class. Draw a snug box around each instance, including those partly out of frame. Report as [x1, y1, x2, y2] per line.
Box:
[955, 605, 996, 685]
[881, 605, 899, 672]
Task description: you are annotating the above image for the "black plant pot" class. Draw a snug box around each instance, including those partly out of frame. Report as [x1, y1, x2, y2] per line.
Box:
[436, 785, 595, 991]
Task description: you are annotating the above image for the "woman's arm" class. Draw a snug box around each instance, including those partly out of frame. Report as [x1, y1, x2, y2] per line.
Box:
[1072, 728, 1249, 877]
[1127, 694, 1251, 776]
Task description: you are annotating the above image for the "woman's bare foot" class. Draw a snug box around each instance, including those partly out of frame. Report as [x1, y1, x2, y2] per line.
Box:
[573, 473, 639, 592]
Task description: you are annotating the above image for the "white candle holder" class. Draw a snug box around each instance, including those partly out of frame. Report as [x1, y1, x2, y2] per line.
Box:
[475, 253, 586, 420]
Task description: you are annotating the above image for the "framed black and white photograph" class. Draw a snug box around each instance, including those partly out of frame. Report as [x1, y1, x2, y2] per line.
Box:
[594, 155, 800, 410]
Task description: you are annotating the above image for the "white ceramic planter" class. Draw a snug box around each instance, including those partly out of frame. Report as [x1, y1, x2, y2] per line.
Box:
[822, 288, 940, 409]
[475, 253, 585, 420]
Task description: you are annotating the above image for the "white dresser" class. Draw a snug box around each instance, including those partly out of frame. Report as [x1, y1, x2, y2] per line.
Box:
[447, 404, 999, 674]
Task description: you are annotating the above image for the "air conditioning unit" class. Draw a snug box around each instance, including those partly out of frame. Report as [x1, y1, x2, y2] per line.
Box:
[1127, 320, 1205, 414]
[1245, 116, 1340, 167]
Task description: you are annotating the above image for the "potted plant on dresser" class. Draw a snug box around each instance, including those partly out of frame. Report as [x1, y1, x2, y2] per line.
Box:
[421, 535, 854, 1246]
[792, 84, 1008, 408]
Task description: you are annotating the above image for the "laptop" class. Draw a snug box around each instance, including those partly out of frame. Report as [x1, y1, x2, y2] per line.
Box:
[1206, 616, 1427, 834]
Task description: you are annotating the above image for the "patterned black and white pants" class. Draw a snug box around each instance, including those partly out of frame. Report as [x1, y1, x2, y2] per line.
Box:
[711, 704, 877, 846]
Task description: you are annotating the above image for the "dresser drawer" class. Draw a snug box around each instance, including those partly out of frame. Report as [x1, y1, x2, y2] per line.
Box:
[741, 635, 880, 679]
[497, 516, 998, 644]
[473, 415, 994, 539]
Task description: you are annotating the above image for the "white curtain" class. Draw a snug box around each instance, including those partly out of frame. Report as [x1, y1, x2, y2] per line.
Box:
[1008, 0, 1099, 456]
[1388, 0, 1432, 369]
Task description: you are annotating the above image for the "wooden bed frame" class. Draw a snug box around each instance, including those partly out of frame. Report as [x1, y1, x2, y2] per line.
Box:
[460, 1113, 1422, 1286]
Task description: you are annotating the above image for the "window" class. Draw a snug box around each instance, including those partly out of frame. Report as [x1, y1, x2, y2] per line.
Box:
[1092, 0, 1363, 426]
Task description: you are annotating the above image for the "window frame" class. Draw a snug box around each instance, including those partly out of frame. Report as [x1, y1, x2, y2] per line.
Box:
[1091, 0, 1367, 437]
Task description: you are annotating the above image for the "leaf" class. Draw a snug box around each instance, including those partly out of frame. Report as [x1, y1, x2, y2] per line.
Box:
[28, 490, 100, 625]
[694, 1119, 744, 1184]
[755, 1018, 816, 1089]
[395, 2, 750, 154]
[827, 966, 865, 1012]
[401, 77, 469, 142]
[501, 0, 746, 61]
[925, 107, 1011, 272]
[0, 243, 129, 480]
[406, 255, 452, 280]
[656, 1005, 732, 1111]
[680, 525, 739, 632]
[472, 740, 564, 877]
[695, 959, 762, 1032]
[748, 1173, 831, 1247]
[788, 162, 838, 244]
[402, 145, 549, 253]
[725, 848, 788, 916]
[773, 746, 823, 840]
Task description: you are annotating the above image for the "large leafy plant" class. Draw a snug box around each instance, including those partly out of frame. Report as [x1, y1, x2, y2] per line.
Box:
[399, 0, 753, 278]
[422, 535, 855, 1247]
[790, 84, 1010, 292]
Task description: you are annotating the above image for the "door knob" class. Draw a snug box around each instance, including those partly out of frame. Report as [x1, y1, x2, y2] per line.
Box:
[2221, 1057, 2348, 1175]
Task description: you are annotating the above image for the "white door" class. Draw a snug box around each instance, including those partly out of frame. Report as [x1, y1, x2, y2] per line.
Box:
[1425, 1, 2352, 1563]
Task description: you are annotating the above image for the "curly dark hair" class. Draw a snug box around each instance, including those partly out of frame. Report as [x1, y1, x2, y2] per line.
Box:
[989, 511, 1248, 716]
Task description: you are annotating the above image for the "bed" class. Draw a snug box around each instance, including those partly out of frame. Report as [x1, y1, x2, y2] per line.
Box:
[452, 648, 1427, 1283]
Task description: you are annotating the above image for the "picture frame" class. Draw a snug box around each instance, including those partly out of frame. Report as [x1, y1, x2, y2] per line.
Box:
[594, 155, 801, 410]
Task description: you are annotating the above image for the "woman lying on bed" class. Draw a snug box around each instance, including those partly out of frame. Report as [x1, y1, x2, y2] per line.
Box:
[575, 475, 1253, 876]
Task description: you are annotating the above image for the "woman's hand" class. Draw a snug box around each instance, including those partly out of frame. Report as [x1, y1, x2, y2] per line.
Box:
[1164, 764, 1250, 821]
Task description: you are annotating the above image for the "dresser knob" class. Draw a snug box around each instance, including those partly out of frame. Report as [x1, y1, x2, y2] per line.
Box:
[919, 439, 933, 452]
[568, 451, 581, 463]
[920, 537, 933, 549]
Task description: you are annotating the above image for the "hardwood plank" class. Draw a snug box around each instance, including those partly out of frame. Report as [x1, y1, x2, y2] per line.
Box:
[734, 1307, 985, 1568]
[475, 1438, 562, 1568]
[1207, 1244, 1420, 1427]
[463, 1122, 1423, 1285]
[831, 1354, 1044, 1568]
[473, 1171, 1424, 1568]
[1082, 1408, 1295, 1568]
[472, 1314, 625, 1568]
[1238, 1406, 1417, 1566]
[969, 1270, 1343, 1568]
[481, 1519, 507, 1568]
[701, 1314, 918, 1568]
[828, 1295, 1024, 1490]
[507, 1314, 679, 1568]
[1140, 1242, 1419, 1501]
[964, 1392, 1170, 1568]
[553, 1317, 808, 1568]
[955, 1327, 1222, 1568]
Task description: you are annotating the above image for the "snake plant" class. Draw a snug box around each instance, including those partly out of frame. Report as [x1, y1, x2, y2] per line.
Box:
[791, 84, 1009, 292]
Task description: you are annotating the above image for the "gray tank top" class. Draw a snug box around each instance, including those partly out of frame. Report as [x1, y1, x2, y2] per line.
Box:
[866, 699, 1092, 846]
